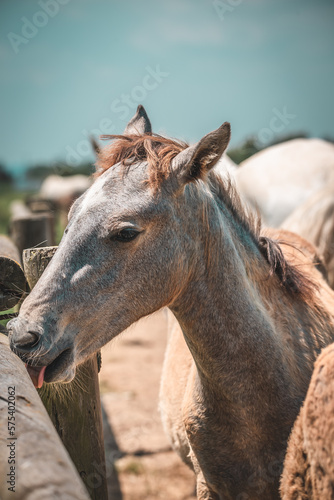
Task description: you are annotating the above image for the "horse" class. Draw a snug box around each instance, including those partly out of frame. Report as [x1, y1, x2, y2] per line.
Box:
[235, 138, 334, 227]
[8, 106, 334, 499]
[281, 343, 334, 499]
[281, 185, 334, 289]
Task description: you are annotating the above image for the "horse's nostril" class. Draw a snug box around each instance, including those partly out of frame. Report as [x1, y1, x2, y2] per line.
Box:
[17, 330, 41, 348]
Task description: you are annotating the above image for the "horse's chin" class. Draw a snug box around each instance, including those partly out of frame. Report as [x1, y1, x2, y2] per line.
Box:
[45, 365, 76, 385]
[43, 348, 76, 385]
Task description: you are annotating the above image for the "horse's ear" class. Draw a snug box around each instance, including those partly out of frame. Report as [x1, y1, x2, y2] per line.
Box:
[124, 105, 152, 135]
[171, 122, 231, 185]
[90, 136, 101, 156]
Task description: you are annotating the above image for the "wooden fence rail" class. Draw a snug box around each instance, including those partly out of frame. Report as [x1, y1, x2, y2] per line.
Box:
[0, 333, 90, 500]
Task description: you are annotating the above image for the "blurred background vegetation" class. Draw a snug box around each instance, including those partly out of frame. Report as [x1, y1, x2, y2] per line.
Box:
[0, 162, 94, 234]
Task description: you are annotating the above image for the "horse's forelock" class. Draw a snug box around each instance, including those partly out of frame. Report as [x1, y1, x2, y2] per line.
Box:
[95, 133, 188, 191]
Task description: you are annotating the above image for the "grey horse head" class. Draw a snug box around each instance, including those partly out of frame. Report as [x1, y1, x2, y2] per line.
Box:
[7, 105, 230, 385]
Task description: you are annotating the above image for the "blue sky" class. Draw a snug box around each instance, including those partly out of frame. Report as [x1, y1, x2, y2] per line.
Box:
[0, 0, 333, 172]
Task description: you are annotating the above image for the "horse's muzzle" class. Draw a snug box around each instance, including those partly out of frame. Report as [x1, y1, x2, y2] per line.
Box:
[7, 316, 76, 386]
[7, 316, 44, 355]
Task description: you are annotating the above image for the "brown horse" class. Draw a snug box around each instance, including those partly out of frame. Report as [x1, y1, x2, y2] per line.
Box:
[8, 106, 334, 499]
[281, 342, 334, 499]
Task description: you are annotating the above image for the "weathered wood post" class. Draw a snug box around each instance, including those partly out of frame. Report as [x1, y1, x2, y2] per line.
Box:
[0, 235, 27, 311]
[10, 213, 55, 255]
[0, 333, 90, 500]
[23, 246, 108, 500]
[26, 197, 55, 214]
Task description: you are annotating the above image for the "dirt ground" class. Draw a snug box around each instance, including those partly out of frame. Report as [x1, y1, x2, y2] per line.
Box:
[99, 309, 196, 500]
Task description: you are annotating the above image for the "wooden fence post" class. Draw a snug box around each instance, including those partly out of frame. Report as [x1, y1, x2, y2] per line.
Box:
[0, 235, 27, 311]
[26, 197, 56, 214]
[23, 247, 108, 500]
[0, 333, 90, 500]
[10, 213, 55, 255]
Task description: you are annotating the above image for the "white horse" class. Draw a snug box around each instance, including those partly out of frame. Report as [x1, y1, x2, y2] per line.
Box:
[281, 184, 334, 289]
[235, 138, 334, 227]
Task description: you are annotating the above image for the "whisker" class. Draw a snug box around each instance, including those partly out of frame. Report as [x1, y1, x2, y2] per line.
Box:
[31, 239, 48, 249]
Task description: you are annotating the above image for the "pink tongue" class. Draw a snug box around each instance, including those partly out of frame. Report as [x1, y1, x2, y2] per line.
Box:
[25, 365, 47, 388]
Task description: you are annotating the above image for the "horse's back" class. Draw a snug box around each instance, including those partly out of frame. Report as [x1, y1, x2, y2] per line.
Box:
[281, 187, 334, 289]
[236, 138, 334, 227]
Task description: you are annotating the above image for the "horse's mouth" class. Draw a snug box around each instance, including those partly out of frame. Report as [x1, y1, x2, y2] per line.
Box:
[26, 348, 74, 388]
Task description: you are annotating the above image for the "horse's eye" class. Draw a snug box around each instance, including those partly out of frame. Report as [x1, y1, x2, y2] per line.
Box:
[112, 228, 140, 242]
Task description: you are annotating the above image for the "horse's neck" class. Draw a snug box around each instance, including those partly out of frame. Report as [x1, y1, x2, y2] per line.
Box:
[170, 208, 290, 406]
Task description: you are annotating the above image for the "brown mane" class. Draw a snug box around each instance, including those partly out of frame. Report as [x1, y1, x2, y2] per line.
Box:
[96, 133, 188, 190]
[97, 134, 316, 300]
[208, 173, 317, 301]
[258, 235, 317, 299]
